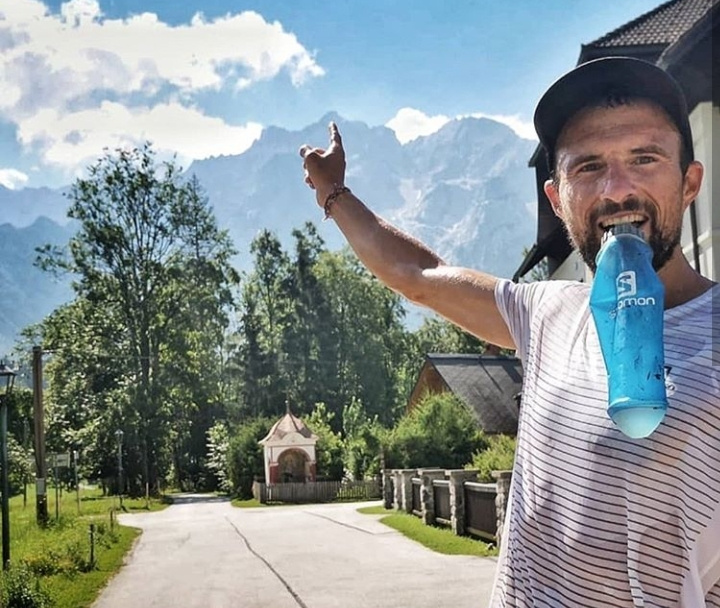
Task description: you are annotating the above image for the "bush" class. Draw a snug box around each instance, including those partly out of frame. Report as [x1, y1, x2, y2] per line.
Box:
[227, 416, 274, 498]
[342, 398, 384, 480]
[470, 434, 516, 482]
[305, 404, 344, 480]
[383, 393, 488, 470]
[22, 550, 63, 577]
[205, 422, 231, 493]
[0, 564, 54, 608]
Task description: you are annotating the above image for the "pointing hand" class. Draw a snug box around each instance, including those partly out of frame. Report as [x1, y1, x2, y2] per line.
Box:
[299, 122, 346, 208]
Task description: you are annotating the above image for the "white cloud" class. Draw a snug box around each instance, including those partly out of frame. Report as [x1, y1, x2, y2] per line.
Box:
[0, 0, 323, 174]
[18, 101, 263, 171]
[385, 108, 451, 144]
[0, 1, 324, 112]
[385, 108, 538, 143]
[0, 168, 29, 189]
[60, 0, 101, 25]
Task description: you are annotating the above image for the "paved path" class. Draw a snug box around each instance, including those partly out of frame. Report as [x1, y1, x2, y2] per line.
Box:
[92, 494, 497, 608]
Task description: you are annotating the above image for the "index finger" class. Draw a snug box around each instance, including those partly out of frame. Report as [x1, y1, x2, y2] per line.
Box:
[329, 121, 342, 147]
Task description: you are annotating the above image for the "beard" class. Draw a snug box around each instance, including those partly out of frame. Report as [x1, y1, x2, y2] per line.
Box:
[567, 197, 681, 273]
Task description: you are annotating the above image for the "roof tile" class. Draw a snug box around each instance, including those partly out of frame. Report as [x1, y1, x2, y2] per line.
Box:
[588, 0, 717, 48]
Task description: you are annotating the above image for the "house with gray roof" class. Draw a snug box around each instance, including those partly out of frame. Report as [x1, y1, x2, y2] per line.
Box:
[515, 0, 718, 282]
[407, 353, 522, 435]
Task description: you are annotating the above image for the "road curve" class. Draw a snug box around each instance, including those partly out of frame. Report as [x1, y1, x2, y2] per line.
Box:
[92, 494, 497, 608]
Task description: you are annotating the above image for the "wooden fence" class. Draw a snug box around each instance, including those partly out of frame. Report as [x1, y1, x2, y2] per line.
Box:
[464, 482, 497, 541]
[432, 480, 451, 524]
[411, 478, 422, 516]
[253, 479, 381, 504]
[385, 469, 509, 544]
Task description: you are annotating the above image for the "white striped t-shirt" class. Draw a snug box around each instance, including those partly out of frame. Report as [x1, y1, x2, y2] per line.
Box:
[491, 279, 720, 608]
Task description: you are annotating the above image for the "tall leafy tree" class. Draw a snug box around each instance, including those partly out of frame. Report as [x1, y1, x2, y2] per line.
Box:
[234, 229, 291, 418]
[412, 316, 487, 355]
[36, 144, 238, 494]
[281, 223, 337, 413]
[29, 298, 133, 489]
[231, 230, 411, 430]
[313, 248, 409, 427]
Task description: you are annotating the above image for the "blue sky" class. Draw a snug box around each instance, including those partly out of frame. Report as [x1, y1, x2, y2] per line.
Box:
[0, 0, 665, 189]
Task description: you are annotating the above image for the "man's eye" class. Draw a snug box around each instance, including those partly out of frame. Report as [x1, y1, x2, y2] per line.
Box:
[634, 156, 656, 165]
[578, 163, 601, 173]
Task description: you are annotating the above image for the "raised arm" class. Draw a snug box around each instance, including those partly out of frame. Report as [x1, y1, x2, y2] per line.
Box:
[299, 122, 514, 350]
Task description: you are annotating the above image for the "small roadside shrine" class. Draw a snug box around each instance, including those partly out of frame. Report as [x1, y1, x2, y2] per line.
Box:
[259, 402, 318, 484]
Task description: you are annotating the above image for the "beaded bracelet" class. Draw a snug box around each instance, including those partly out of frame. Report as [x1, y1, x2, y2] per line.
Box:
[323, 184, 351, 220]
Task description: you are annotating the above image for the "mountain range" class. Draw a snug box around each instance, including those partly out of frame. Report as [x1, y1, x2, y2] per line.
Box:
[0, 112, 538, 355]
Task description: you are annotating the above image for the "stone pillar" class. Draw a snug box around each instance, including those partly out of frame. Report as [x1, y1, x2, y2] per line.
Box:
[447, 469, 478, 536]
[418, 468, 445, 525]
[392, 470, 402, 510]
[382, 469, 394, 509]
[492, 470, 513, 548]
[398, 469, 417, 514]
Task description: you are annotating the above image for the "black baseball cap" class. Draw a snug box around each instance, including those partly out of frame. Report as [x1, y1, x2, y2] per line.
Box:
[534, 56, 694, 170]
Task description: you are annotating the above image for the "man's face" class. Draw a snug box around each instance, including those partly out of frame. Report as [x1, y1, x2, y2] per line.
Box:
[544, 101, 700, 273]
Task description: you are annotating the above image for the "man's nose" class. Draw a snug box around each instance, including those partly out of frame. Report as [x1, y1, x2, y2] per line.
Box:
[600, 162, 637, 203]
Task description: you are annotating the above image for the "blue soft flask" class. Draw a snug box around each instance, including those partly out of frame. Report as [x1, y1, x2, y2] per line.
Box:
[589, 223, 668, 438]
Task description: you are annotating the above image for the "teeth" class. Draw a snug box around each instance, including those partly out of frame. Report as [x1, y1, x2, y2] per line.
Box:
[601, 214, 645, 228]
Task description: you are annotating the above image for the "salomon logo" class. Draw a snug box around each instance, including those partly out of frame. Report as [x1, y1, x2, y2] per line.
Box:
[617, 295, 656, 309]
[617, 271, 637, 297]
[616, 270, 656, 309]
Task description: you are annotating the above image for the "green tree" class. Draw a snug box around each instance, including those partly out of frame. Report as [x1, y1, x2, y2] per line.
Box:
[341, 397, 383, 480]
[412, 317, 487, 355]
[305, 403, 343, 480]
[313, 248, 409, 428]
[281, 224, 337, 414]
[24, 299, 130, 490]
[3, 388, 36, 498]
[233, 230, 290, 419]
[231, 231, 412, 431]
[35, 143, 238, 495]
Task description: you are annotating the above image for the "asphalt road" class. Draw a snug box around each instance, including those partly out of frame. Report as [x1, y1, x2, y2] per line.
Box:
[92, 494, 498, 608]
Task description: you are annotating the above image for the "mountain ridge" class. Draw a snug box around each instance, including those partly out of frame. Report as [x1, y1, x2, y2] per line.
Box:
[0, 113, 538, 355]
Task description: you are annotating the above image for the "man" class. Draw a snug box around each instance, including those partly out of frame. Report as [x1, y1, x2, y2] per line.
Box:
[300, 57, 719, 607]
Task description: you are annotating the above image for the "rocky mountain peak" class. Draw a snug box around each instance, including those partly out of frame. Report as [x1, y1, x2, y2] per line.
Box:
[0, 113, 538, 353]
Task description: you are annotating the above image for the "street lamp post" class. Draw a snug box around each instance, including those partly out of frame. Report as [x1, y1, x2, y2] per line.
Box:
[0, 362, 17, 570]
[115, 429, 123, 509]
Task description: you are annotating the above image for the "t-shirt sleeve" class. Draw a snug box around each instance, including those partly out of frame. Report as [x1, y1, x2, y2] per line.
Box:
[494, 278, 561, 365]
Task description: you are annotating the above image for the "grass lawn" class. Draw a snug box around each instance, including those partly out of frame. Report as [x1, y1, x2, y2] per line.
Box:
[1, 484, 168, 607]
[357, 505, 498, 558]
[231, 497, 265, 508]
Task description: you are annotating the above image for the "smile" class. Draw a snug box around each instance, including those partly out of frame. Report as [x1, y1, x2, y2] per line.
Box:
[598, 213, 648, 231]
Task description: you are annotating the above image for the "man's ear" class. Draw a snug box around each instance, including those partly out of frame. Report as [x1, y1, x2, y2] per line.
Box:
[543, 179, 564, 219]
[682, 161, 704, 211]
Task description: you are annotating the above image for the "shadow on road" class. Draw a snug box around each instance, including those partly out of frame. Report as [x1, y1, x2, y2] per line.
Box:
[167, 493, 231, 505]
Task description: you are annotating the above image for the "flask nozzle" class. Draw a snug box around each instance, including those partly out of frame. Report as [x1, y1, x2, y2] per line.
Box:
[602, 222, 646, 245]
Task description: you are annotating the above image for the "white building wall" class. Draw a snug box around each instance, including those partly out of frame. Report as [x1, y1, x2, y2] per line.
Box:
[549, 249, 591, 282]
[681, 101, 717, 281]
